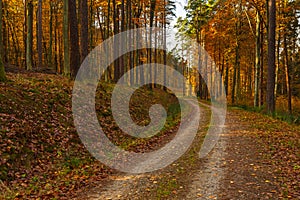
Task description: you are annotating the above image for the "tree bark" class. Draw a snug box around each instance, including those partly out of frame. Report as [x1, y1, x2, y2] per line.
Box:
[63, 0, 70, 76]
[259, 20, 264, 107]
[113, 0, 119, 82]
[163, 0, 167, 91]
[266, 0, 276, 114]
[26, 0, 33, 70]
[69, 0, 80, 78]
[254, 11, 261, 107]
[48, 2, 54, 70]
[0, 0, 5, 81]
[37, 0, 42, 69]
[80, 0, 88, 63]
[284, 31, 292, 114]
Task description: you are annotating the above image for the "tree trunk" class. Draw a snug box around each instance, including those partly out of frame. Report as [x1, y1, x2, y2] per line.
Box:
[149, 0, 156, 89]
[23, 0, 27, 67]
[113, 0, 119, 82]
[163, 0, 167, 91]
[37, 0, 42, 69]
[80, 0, 88, 63]
[48, 2, 54, 70]
[26, 0, 33, 70]
[89, 0, 94, 50]
[266, 0, 276, 114]
[0, 0, 5, 81]
[231, 47, 237, 104]
[284, 33, 292, 114]
[0, 0, 3, 59]
[106, 0, 112, 81]
[254, 11, 261, 107]
[119, 0, 125, 83]
[63, 0, 70, 76]
[69, 0, 80, 78]
[128, 0, 134, 86]
[274, 29, 280, 101]
[224, 59, 229, 96]
[259, 20, 264, 107]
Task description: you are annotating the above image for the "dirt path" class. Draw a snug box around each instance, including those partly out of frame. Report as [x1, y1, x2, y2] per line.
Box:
[185, 131, 226, 199]
[74, 105, 286, 200]
[218, 110, 280, 199]
[74, 99, 204, 200]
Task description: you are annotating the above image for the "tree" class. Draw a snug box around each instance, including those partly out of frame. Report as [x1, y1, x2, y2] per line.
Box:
[0, 0, 5, 82]
[283, 0, 293, 114]
[63, 0, 70, 76]
[149, 0, 156, 89]
[113, 0, 119, 82]
[26, 0, 33, 70]
[69, 0, 80, 78]
[254, 10, 261, 107]
[37, 0, 43, 69]
[266, 0, 276, 114]
[80, 0, 88, 63]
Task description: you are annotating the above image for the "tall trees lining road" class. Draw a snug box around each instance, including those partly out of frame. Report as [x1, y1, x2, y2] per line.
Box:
[177, 0, 299, 114]
[0, 0, 299, 115]
[1, 0, 176, 81]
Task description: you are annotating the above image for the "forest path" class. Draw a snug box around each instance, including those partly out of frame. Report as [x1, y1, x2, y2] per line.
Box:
[74, 103, 282, 200]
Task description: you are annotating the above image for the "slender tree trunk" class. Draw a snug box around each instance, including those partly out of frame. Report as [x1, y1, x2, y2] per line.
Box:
[284, 35, 292, 114]
[274, 29, 280, 100]
[163, 0, 167, 91]
[128, 0, 134, 86]
[232, 45, 238, 104]
[8, 23, 19, 66]
[26, 0, 33, 70]
[80, 0, 88, 63]
[149, 0, 156, 89]
[113, 0, 119, 82]
[254, 11, 261, 107]
[119, 0, 125, 83]
[283, 0, 292, 114]
[134, 4, 142, 85]
[236, 46, 241, 102]
[106, 0, 112, 81]
[69, 0, 80, 78]
[37, 0, 42, 69]
[48, 2, 54, 71]
[259, 21, 264, 107]
[23, 0, 27, 67]
[0, 0, 3, 59]
[89, 0, 94, 51]
[63, 0, 70, 76]
[224, 59, 229, 96]
[266, 0, 276, 114]
[54, 4, 60, 73]
[154, 16, 158, 88]
[144, 11, 148, 84]
[0, 0, 5, 81]
[0, 54, 4, 81]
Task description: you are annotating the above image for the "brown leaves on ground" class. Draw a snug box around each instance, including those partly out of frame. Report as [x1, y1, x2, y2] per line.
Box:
[0, 73, 115, 199]
[0, 73, 182, 199]
[221, 108, 300, 199]
[0, 73, 299, 199]
[250, 113, 300, 199]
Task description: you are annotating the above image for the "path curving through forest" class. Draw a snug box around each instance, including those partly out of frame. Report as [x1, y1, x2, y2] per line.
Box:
[74, 101, 283, 200]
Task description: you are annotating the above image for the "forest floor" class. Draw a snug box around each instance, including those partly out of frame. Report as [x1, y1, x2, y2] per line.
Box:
[75, 108, 300, 200]
[0, 73, 299, 199]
